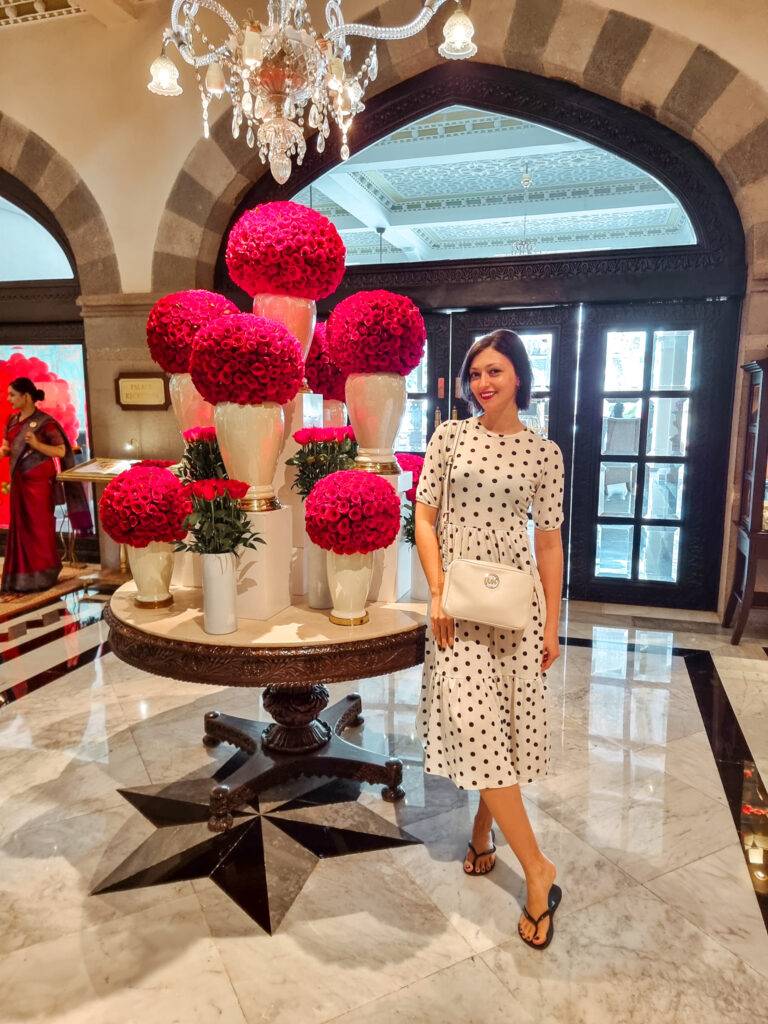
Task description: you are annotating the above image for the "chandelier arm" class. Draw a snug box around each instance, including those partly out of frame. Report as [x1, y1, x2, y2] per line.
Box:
[324, 0, 451, 44]
[169, 0, 239, 66]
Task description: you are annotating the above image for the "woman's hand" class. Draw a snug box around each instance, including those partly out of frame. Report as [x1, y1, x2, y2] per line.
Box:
[430, 594, 454, 649]
[541, 625, 560, 671]
[24, 431, 39, 451]
[0, 441, 9, 458]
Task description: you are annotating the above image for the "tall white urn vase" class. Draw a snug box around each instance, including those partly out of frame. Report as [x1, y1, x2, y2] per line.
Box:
[323, 399, 347, 427]
[326, 551, 374, 625]
[127, 542, 174, 607]
[215, 402, 284, 511]
[307, 539, 332, 609]
[169, 373, 215, 433]
[345, 373, 405, 474]
[201, 552, 238, 634]
[252, 294, 316, 362]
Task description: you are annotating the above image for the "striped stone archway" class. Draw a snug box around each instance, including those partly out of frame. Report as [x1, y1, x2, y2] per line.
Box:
[0, 111, 120, 294]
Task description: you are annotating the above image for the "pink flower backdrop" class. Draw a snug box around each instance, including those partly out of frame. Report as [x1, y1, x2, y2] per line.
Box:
[0, 346, 90, 530]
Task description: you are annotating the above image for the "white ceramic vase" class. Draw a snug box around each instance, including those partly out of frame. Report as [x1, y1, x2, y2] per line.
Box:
[171, 542, 202, 588]
[215, 401, 284, 511]
[410, 545, 430, 601]
[326, 550, 373, 625]
[345, 373, 405, 474]
[322, 399, 347, 427]
[169, 372, 215, 433]
[252, 293, 316, 359]
[201, 552, 238, 634]
[127, 542, 174, 607]
[307, 538, 332, 609]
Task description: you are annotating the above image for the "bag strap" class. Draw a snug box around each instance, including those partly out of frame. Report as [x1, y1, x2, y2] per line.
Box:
[440, 418, 466, 522]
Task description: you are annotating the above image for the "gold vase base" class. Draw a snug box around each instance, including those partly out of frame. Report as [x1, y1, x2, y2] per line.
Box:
[352, 461, 401, 475]
[238, 497, 283, 512]
[329, 611, 370, 626]
[134, 595, 174, 609]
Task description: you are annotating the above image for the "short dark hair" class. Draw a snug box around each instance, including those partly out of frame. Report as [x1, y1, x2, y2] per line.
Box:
[459, 330, 533, 412]
[9, 377, 45, 403]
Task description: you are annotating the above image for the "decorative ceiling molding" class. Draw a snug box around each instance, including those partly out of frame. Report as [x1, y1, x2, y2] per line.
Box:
[0, 0, 84, 29]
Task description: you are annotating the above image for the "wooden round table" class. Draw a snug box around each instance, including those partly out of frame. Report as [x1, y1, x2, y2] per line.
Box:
[104, 583, 426, 831]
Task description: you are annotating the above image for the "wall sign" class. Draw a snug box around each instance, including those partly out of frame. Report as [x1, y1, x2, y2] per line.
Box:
[114, 373, 170, 410]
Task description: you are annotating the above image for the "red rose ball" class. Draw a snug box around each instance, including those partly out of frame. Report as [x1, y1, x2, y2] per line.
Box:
[225, 201, 346, 301]
[99, 467, 191, 548]
[305, 469, 401, 555]
[327, 290, 426, 376]
[146, 290, 239, 374]
[190, 313, 304, 406]
[305, 321, 347, 402]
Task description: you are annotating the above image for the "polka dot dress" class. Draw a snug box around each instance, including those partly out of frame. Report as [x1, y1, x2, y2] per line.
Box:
[415, 418, 565, 790]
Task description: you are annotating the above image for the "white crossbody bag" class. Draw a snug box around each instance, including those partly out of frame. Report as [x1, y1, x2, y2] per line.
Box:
[439, 420, 534, 631]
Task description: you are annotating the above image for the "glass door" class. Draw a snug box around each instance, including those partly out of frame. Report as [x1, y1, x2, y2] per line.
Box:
[569, 299, 740, 609]
[395, 311, 450, 454]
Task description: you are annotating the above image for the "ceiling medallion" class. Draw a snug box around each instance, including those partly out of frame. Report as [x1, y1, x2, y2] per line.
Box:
[148, 0, 476, 185]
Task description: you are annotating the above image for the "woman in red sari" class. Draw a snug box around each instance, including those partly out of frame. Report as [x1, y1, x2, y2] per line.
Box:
[1, 377, 91, 595]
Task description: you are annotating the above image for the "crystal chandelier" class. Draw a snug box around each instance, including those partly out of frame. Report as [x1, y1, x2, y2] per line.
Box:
[512, 164, 536, 257]
[149, 0, 475, 185]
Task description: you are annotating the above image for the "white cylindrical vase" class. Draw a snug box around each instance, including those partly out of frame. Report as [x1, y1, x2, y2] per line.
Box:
[172, 544, 202, 589]
[252, 294, 317, 359]
[215, 401, 284, 511]
[323, 399, 347, 427]
[345, 373, 405, 475]
[326, 550, 373, 625]
[127, 542, 174, 608]
[307, 538, 332, 609]
[169, 372, 215, 433]
[410, 545, 430, 601]
[201, 552, 238, 634]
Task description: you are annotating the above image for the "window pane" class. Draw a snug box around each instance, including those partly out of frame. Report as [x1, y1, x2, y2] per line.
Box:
[604, 331, 646, 391]
[405, 351, 428, 393]
[647, 398, 689, 456]
[639, 525, 680, 582]
[601, 399, 642, 455]
[642, 463, 684, 520]
[651, 330, 693, 391]
[599, 462, 637, 517]
[518, 333, 553, 392]
[595, 524, 634, 578]
[521, 397, 549, 437]
[395, 398, 428, 452]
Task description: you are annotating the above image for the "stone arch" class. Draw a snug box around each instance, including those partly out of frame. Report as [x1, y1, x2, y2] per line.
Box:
[152, 0, 768, 290]
[0, 111, 120, 295]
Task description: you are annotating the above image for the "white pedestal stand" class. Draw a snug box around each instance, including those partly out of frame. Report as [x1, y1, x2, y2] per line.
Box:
[368, 470, 413, 603]
[235, 507, 292, 621]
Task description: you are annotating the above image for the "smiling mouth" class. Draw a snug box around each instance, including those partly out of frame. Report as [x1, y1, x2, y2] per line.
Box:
[479, 391, 496, 400]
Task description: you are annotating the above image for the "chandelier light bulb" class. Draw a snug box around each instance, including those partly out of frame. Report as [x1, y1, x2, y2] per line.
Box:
[148, 53, 183, 96]
[242, 27, 264, 67]
[438, 5, 477, 60]
[205, 61, 227, 97]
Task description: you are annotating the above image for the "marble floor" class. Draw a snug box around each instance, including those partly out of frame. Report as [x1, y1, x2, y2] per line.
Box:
[1, 589, 767, 1023]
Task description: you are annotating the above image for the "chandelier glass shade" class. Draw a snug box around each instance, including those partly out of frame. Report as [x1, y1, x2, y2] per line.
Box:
[148, 0, 475, 184]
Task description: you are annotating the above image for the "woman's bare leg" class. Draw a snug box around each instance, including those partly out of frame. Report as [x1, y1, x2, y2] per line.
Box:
[464, 793, 496, 874]
[481, 784, 557, 945]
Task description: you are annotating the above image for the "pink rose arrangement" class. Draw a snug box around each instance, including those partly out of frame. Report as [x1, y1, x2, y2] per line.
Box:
[190, 313, 304, 406]
[305, 470, 401, 555]
[182, 426, 217, 444]
[287, 427, 357, 499]
[327, 290, 427, 376]
[225, 202, 346, 300]
[99, 466, 192, 548]
[146, 290, 239, 373]
[396, 452, 424, 503]
[305, 321, 347, 402]
[179, 478, 263, 555]
[293, 426, 355, 445]
[179, 425, 226, 482]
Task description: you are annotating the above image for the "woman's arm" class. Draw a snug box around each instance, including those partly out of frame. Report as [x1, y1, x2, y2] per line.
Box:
[25, 430, 66, 459]
[415, 500, 454, 649]
[534, 526, 563, 671]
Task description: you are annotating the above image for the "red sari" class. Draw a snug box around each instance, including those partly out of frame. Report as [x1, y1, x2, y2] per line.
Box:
[1, 414, 65, 593]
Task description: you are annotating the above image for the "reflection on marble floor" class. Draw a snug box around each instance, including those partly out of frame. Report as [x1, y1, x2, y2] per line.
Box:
[1, 594, 768, 1022]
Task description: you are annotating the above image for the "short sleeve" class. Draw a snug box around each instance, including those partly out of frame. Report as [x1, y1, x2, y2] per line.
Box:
[532, 442, 565, 530]
[41, 422, 65, 447]
[415, 421, 452, 508]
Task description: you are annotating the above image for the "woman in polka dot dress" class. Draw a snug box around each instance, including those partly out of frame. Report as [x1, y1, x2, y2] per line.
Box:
[415, 330, 565, 950]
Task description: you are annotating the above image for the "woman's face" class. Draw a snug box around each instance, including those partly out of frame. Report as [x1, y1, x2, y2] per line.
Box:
[7, 387, 26, 410]
[468, 347, 519, 411]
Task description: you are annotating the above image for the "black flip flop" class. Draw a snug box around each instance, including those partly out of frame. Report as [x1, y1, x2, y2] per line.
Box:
[518, 883, 562, 950]
[463, 829, 497, 876]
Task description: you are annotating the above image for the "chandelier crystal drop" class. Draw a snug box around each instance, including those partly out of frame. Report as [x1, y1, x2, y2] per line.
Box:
[148, 0, 475, 184]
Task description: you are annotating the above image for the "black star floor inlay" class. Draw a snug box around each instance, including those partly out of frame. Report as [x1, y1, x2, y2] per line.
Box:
[93, 764, 421, 934]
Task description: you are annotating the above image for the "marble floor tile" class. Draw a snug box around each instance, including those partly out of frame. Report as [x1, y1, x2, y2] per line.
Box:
[631, 729, 729, 804]
[560, 682, 705, 747]
[388, 799, 635, 954]
[482, 885, 768, 1024]
[0, 894, 247, 1024]
[326, 954, 531, 1024]
[0, 619, 108, 688]
[646, 843, 768, 979]
[197, 848, 475, 1024]
[0, 803, 191, 956]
